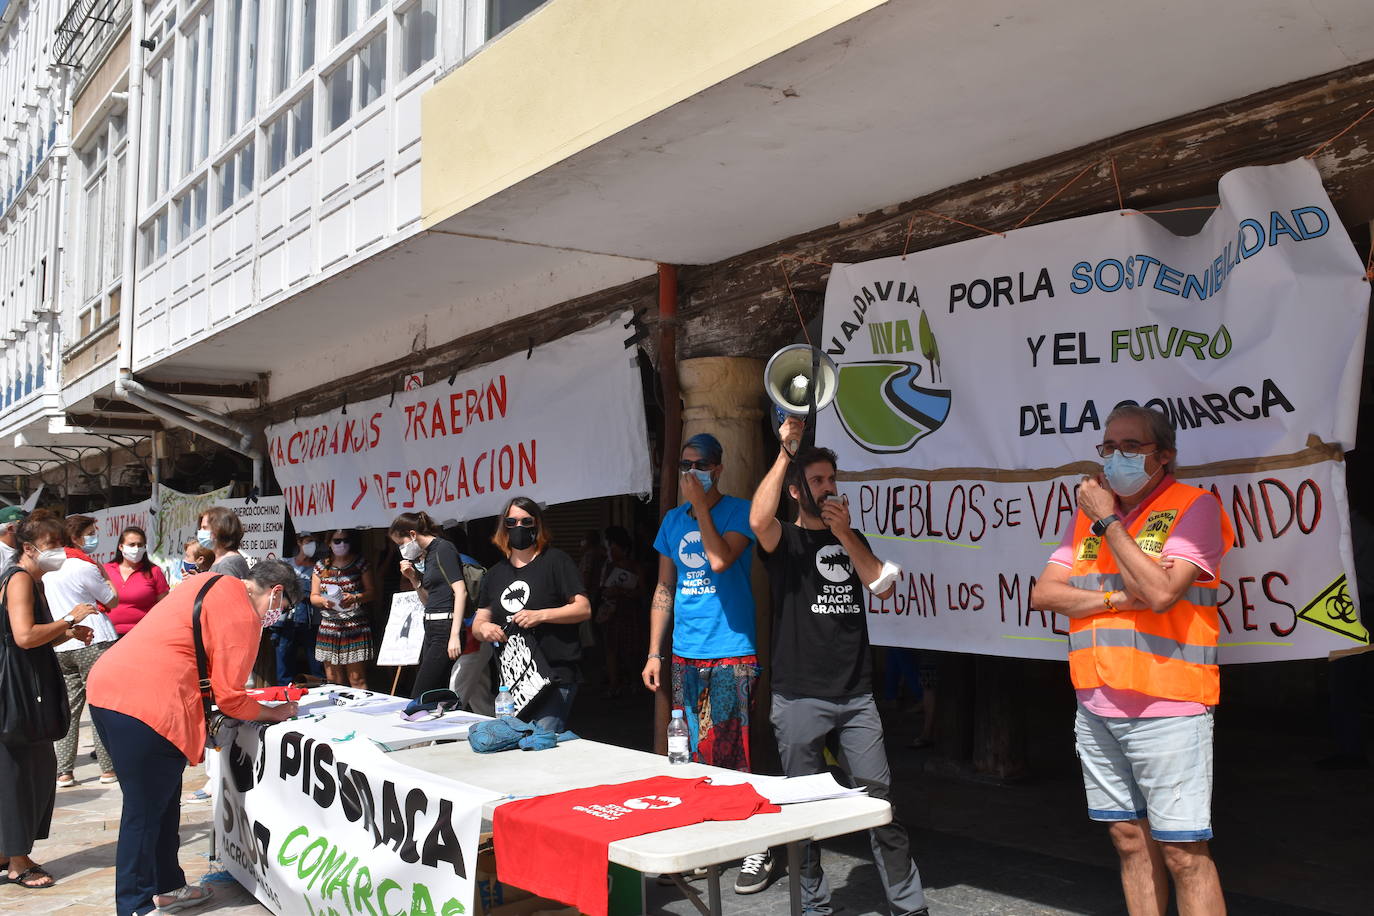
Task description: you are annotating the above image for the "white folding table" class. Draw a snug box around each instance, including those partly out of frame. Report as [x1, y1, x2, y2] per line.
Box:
[395, 736, 890, 916]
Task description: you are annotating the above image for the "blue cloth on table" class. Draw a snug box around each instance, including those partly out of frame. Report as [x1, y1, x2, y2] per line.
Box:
[469, 716, 578, 753]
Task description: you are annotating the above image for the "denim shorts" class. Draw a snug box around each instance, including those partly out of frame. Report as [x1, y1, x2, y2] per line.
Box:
[1074, 704, 1215, 842]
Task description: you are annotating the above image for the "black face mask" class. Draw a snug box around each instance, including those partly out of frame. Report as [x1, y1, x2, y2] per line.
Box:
[508, 525, 537, 551]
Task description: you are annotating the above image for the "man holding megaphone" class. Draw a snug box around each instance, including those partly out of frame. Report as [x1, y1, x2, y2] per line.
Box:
[750, 416, 929, 916]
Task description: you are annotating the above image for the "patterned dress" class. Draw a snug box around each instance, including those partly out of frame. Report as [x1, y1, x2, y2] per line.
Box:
[314, 556, 373, 665]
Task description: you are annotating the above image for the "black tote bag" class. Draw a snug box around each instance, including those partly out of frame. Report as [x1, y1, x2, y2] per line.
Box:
[0, 567, 72, 744]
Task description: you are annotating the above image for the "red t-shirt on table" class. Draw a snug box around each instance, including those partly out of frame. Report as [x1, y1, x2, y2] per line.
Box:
[494, 776, 779, 916]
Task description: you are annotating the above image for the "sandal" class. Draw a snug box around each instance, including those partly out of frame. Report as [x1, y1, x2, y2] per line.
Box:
[55, 772, 76, 788]
[99, 772, 119, 784]
[7, 865, 56, 888]
[155, 883, 215, 913]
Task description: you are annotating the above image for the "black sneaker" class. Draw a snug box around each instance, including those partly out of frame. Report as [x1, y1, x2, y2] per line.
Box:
[733, 851, 774, 894]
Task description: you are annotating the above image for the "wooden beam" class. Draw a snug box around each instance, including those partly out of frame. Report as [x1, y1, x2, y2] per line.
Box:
[93, 397, 152, 414]
[141, 379, 261, 400]
[67, 414, 165, 432]
[677, 59, 1374, 360]
[259, 274, 658, 424]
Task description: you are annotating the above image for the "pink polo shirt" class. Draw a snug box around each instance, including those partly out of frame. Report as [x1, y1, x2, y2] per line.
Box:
[104, 560, 170, 634]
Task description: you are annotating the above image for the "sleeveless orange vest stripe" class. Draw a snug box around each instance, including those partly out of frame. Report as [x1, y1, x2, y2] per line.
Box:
[1067, 478, 1233, 705]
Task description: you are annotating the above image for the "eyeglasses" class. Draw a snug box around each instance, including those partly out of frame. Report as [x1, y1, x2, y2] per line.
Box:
[503, 517, 537, 529]
[679, 460, 716, 472]
[1096, 441, 1158, 459]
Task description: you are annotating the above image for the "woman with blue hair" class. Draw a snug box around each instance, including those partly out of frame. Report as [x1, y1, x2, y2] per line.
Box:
[643, 432, 773, 892]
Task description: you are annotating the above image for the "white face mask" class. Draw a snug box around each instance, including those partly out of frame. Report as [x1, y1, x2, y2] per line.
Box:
[300, 541, 317, 558]
[122, 545, 146, 563]
[400, 539, 423, 561]
[330, 540, 351, 558]
[35, 547, 67, 572]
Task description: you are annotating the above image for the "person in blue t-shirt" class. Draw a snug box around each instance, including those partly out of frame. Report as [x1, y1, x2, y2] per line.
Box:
[643, 432, 774, 893]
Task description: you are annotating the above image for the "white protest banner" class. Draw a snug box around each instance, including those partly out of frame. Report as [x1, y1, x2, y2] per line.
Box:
[378, 592, 425, 666]
[221, 495, 288, 564]
[216, 718, 495, 916]
[153, 484, 232, 573]
[818, 158, 1370, 663]
[86, 499, 154, 564]
[266, 313, 653, 530]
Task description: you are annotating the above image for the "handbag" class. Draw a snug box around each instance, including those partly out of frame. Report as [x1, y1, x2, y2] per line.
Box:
[496, 621, 555, 718]
[190, 574, 237, 749]
[0, 567, 72, 743]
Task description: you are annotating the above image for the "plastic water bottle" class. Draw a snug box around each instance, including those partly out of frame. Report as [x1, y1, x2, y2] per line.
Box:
[667, 708, 690, 764]
[494, 686, 515, 718]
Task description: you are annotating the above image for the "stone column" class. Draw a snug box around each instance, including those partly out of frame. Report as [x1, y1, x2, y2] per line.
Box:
[677, 356, 777, 770]
[679, 357, 768, 498]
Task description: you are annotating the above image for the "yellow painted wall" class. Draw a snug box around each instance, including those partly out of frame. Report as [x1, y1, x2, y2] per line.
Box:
[422, 0, 888, 226]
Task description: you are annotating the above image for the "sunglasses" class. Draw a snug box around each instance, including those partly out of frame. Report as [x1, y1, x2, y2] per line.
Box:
[679, 460, 715, 472]
[503, 517, 537, 529]
[331, 538, 349, 545]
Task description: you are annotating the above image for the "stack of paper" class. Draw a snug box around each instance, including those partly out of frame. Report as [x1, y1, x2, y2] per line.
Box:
[708, 771, 867, 805]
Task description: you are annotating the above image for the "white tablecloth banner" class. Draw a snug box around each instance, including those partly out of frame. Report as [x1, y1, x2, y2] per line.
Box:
[266, 312, 653, 530]
[817, 157, 1370, 663]
[216, 719, 496, 915]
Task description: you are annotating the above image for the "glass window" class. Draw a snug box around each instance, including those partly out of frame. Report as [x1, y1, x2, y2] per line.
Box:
[291, 93, 313, 158]
[175, 179, 208, 243]
[238, 142, 255, 199]
[181, 11, 215, 175]
[487, 0, 548, 38]
[301, 0, 317, 72]
[358, 31, 385, 110]
[216, 155, 237, 213]
[224, 0, 259, 136]
[216, 143, 257, 212]
[272, 0, 291, 95]
[334, 0, 355, 43]
[326, 61, 352, 133]
[267, 91, 313, 175]
[266, 114, 288, 176]
[399, 0, 436, 77]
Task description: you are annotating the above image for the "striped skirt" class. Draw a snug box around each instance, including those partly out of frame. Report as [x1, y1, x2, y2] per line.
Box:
[315, 618, 373, 665]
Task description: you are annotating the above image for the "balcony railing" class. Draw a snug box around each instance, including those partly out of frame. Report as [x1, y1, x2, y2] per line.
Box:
[55, 0, 130, 69]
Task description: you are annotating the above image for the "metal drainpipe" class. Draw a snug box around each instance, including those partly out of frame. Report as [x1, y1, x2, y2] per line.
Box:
[111, 4, 264, 493]
[47, 66, 70, 381]
[117, 387, 263, 492]
[653, 263, 681, 755]
[116, 0, 144, 379]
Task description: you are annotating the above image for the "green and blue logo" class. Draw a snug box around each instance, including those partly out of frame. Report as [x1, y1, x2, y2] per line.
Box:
[832, 307, 952, 454]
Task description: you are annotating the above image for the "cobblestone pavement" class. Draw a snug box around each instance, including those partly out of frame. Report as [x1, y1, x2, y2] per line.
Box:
[5, 706, 1361, 915]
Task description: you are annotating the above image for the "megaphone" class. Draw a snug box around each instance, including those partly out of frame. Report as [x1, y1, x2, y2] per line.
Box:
[764, 345, 839, 452]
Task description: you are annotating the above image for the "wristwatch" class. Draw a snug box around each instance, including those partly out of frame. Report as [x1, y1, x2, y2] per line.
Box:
[62, 612, 77, 625]
[1090, 514, 1120, 537]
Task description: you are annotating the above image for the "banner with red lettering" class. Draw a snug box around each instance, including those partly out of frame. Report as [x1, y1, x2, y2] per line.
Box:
[818, 159, 1370, 662]
[266, 314, 652, 530]
[87, 499, 154, 565]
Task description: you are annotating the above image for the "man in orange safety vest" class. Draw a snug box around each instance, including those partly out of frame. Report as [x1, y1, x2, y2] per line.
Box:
[1032, 405, 1233, 916]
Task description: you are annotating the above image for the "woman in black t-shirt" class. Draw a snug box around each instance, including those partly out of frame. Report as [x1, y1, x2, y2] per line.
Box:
[389, 511, 469, 699]
[472, 496, 590, 732]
